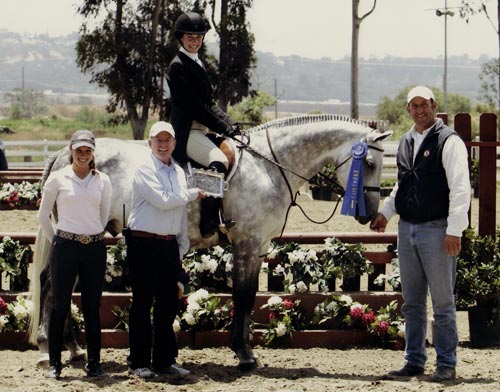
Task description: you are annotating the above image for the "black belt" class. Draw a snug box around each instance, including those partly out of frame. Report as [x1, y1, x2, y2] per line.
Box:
[130, 230, 175, 241]
[56, 230, 105, 244]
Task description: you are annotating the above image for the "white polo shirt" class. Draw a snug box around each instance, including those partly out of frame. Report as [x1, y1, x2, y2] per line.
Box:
[38, 165, 112, 242]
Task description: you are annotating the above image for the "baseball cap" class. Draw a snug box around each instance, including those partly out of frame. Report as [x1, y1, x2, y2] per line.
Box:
[70, 130, 95, 150]
[149, 121, 176, 139]
[407, 86, 435, 104]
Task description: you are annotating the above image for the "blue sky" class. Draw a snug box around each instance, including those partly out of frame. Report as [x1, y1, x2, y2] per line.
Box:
[0, 0, 497, 60]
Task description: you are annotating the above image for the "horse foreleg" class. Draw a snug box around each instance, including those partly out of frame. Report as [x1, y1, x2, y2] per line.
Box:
[63, 312, 85, 362]
[230, 253, 262, 371]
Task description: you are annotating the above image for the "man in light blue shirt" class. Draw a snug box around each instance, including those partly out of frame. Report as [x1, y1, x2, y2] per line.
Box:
[126, 121, 203, 378]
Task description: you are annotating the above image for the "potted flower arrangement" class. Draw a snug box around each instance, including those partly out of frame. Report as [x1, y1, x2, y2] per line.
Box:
[180, 288, 233, 332]
[0, 235, 33, 291]
[312, 294, 358, 329]
[0, 295, 33, 333]
[0, 181, 41, 208]
[183, 245, 234, 292]
[104, 239, 130, 292]
[320, 236, 374, 291]
[368, 300, 405, 350]
[455, 227, 500, 347]
[269, 245, 328, 293]
[259, 295, 306, 347]
[264, 241, 300, 291]
[309, 164, 343, 201]
[373, 256, 401, 291]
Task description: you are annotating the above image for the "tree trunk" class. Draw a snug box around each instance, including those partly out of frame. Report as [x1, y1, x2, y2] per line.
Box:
[218, 0, 230, 111]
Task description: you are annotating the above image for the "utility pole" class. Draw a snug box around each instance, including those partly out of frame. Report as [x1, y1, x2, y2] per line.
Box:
[435, 0, 455, 113]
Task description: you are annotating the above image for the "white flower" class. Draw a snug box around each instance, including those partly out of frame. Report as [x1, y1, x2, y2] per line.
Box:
[288, 284, 296, 294]
[194, 261, 204, 273]
[105, 274, 113, 283]
[0, 315, 8, 332]
[204, 257, 218, 274]
[296, 281, 308, 293]
[186, 302, 201, 313]
[350, 303, 363, 311]
[287, 249, 306, 264]
[183, 312, 196, 326]
[172, 318, 181, 334]
[273, 264, 285, 275]
[275, 322, 288, 337]
[224, 260, 233, 273]
[397, 323, 406, 338]
[212, 245, 224, 257]
[226, 277, 233, 288]
[188, 288, 210, 305]
[267, 295, 283, 307]
[339, 295, 353, 305]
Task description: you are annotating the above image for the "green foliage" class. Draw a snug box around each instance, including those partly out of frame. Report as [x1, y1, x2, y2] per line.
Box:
[209, 0, 256, 109]
[477, 58, 499, 112]
[227, 91, 276, 125]
[320, 237, 374, 280]
[455, 228, 500, 312]
[0, 236, 32, 290]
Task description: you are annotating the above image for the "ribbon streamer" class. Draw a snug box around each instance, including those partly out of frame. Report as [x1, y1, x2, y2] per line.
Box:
[341, 141, 368, 217]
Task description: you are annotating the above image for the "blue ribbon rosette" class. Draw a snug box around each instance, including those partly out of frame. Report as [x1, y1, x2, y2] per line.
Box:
[341, 141, 369, 217]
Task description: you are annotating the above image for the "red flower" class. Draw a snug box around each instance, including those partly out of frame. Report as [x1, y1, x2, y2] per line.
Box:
[361, 311, 375, 326]
[283, 298, 294, 310]
[376, 320, 389, 336]
[269, 311, 277, 321]
[349, 306, 363, 319]
[0, 296, 7, 314]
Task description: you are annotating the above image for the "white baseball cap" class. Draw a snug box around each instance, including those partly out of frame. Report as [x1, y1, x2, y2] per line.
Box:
[407, 86, 435, 104]
[70, 130, 95, 150]
[149, 121, 176, 139]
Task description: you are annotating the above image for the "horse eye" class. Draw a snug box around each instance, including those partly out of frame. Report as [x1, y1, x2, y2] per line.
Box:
[365, 160, 375, 169]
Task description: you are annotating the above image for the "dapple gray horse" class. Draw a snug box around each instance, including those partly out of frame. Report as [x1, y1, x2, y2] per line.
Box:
[29, 115, 392, 370]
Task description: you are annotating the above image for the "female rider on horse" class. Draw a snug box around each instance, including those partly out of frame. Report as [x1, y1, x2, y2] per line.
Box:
[167, 11, 237, 238]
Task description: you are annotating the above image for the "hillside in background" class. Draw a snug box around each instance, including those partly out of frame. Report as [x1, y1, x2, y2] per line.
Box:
[0, 30, 491, 111]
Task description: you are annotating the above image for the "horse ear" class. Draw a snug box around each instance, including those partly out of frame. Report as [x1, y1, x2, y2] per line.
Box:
[369, 130, 393, 143]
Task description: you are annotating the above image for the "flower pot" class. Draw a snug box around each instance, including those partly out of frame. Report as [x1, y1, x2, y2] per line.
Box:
[341, 276, 361, 291]
[468, 306, 500, 348]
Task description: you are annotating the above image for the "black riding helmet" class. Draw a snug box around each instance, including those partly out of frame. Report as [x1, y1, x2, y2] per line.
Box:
[175, 12, 210, 42]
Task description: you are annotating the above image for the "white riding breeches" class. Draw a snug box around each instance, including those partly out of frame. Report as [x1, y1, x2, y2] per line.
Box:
[186, 128, 229, 170]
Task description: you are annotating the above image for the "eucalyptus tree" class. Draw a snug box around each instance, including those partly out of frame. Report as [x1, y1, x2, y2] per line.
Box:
[208, 0, 256, 111]
[76, 0, 181, 139]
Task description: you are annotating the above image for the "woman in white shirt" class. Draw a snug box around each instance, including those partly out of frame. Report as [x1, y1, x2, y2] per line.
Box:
[38, 130, 112, 379]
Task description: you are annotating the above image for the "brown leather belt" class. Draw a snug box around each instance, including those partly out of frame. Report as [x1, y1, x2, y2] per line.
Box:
[130, 230, 175, 241]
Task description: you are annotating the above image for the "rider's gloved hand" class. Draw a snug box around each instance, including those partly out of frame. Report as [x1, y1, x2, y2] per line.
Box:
[228, 123, 242, 138]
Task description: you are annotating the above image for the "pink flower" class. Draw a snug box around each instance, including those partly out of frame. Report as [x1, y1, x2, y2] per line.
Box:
[0, 297, 7, 314]
[269, 312, 277, 321]
[376, 320, 389, 336]
[349, 306, 363, 319]
[361, 311, 375, 326]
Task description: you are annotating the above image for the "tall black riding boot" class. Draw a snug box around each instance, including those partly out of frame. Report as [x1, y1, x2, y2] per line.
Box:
[199, 162, 236, 237]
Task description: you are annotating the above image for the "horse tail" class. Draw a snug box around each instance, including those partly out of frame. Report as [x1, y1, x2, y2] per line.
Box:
[28, 152, 59, 344]
[28, 225, 51, 344]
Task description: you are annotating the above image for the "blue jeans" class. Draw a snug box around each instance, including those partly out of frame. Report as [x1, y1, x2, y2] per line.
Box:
[398, 218, 458, 369]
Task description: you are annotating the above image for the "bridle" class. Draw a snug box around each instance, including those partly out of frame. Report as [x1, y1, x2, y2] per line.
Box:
[232, 129, 385, 237]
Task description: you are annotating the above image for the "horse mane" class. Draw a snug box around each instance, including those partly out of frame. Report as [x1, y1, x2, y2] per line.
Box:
[246, 114, 371, 134]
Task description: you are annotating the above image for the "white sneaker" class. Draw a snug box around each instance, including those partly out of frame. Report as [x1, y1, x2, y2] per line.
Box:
[158, 364, 190, 376]
[128, 367, 154, 378]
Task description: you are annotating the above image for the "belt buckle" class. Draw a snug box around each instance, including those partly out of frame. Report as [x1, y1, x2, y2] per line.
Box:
[80, 235, 91, 244]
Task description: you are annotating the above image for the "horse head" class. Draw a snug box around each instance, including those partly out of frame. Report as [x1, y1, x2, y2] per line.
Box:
[340, 128, 393, 224]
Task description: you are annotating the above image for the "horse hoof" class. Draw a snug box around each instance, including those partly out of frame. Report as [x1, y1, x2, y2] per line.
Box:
[36, 354, 49, 369]
[69, 350, 86, 362]
[238, 360, 257, 372]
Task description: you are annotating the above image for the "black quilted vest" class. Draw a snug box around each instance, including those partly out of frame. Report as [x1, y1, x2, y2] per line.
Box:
[395, 120, 456, 222]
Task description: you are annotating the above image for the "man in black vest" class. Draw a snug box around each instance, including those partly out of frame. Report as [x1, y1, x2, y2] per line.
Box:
[370, 86, 470, 382]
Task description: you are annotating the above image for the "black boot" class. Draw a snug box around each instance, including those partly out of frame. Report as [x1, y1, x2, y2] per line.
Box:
[199, 162, 236, 237]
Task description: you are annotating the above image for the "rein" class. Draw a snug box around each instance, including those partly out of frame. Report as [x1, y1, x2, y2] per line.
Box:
[232, 130, 385, 238]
